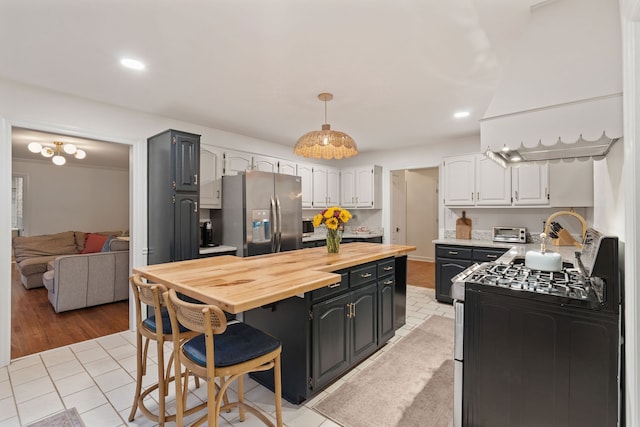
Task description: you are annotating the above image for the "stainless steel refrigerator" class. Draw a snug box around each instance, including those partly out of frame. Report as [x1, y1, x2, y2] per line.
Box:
[214, 170, 302, 256]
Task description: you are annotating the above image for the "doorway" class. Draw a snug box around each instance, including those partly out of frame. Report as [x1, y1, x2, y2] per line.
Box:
[390, 167, 439, 289]
[391, 167, 439, 261]
[9, 127, 132, 359]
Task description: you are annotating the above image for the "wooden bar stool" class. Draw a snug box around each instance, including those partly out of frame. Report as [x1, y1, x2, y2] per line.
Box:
[164, 288, 283, 427]
[128, 274, 203, 425]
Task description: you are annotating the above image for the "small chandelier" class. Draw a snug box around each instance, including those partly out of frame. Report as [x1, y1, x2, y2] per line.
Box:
[294, 93, 358, 160]
[27, 141, 87, 166]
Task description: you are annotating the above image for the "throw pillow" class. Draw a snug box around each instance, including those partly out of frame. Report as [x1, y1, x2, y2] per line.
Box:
[101, 235, 115, 252]
[81, 233, 109, 254]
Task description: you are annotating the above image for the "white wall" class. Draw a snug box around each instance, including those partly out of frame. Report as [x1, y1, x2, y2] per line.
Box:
[593, 137, 625, 236]
[406, 168, 438, 261]
[12, 160, 129, 236]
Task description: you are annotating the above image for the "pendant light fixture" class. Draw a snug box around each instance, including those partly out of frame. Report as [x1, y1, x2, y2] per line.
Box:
[294, 93, 358, 160]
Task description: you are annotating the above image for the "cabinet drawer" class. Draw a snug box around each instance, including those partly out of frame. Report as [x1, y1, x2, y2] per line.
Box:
[350, 263, 377, 288]
[377, 258, 395, 278]
[436, 246, 472, 260]
[379, 275, 395, 287]
[472, 248, 508, 262]
[312, 272, 348, 302]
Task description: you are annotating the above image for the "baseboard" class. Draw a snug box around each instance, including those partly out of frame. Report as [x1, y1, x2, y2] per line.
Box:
[408, 255, 434, 263]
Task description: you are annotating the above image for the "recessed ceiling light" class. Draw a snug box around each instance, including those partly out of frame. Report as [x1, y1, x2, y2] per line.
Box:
[454, 111, 470, 119]
[120, 58, 145, 71]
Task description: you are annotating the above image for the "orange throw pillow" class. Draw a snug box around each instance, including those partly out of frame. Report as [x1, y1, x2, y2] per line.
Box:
[81, 233, 109, 254]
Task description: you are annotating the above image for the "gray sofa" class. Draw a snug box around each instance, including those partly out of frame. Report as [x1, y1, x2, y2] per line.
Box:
[42, 238, 129, 313]
[12, 231, 130, 313]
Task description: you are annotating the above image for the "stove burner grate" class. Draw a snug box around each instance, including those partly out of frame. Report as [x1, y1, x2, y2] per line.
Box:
[468, 263, 591, 301]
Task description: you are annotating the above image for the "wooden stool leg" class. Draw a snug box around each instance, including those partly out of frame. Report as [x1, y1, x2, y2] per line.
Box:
[156, 339, 165, 426]
[274, 355, 283, 427]
[127, 331, 144, 421]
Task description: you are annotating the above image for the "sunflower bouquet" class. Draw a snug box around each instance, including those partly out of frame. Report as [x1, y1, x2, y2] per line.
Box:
[313, 206, 352, 253]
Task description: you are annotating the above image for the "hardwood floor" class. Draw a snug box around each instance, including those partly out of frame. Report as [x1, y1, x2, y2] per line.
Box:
[407, 259, 435, 289]
[10, 262, 129, 360]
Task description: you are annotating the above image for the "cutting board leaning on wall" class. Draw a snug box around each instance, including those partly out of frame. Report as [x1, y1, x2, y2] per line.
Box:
[456, 211, 472, 239]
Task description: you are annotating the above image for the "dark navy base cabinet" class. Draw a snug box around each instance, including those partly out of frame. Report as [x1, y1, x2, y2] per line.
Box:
[243, 256, 407, 404]
[435, 244, 507, 304]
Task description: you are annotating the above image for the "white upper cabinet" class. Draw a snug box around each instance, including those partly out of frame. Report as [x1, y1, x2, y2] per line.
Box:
[340, 166, 382, 209]
[340, 169, 356, 208]
[278, 159, 298, 176]
[223, 150, 253, 176]
[327, 168, 340, 206]
[252, 155, 279, 173]
[512, 163, 549, 206]
[312, 166, 339, 208]
[442, 154, 593, 208]
[200, 145, 223, 209]
[297, 163, 313, 208]
[476, 156, 511, 206]
[443, 155, 476, 206]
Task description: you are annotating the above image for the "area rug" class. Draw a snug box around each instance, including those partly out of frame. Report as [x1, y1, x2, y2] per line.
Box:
[313, 315, 454, 427]
[25, 408, 86, 427]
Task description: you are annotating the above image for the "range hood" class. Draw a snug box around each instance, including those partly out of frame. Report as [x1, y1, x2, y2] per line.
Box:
[481, 0, 623, 166]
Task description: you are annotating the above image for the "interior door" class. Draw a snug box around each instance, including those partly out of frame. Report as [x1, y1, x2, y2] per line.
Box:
[390, 170, 407, 245]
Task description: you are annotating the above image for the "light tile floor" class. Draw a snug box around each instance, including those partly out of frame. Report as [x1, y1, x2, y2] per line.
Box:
[0, 286, 454, 427]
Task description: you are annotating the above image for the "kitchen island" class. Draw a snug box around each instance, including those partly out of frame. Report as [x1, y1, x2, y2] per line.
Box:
[134, 242, 415, 403]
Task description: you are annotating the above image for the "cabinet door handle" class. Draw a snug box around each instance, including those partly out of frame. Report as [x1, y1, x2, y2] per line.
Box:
[477, 192, 479, 201]
[515, 190, 519, 201]
[216, 190, 220, 200]
[487, 254, 498, 259]
[471, 192, 474, 201]
[194, 174, 198, 185]
[360, 272, 372, 278]
[352, 302, 356, 318]
[384, 280, 394, 286]
[448, 251, 458, 255]
[383, 266, 393, 271]
[328, 282, 341, 289]
[194, 202, 198, 213]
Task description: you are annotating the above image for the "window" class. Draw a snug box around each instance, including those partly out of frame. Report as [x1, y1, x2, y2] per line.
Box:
[11, 175, 24, 236]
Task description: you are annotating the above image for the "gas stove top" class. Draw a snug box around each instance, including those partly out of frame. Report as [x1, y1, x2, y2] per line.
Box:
[450, 228, 619, 313]
[464, 262, 591, 300]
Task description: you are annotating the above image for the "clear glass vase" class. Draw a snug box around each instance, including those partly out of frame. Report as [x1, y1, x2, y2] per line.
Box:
[326, 229, 342, 254]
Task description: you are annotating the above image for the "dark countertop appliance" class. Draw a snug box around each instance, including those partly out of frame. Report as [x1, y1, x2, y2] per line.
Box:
[451, 228, 622, 427]
[200, 220, 215, 247]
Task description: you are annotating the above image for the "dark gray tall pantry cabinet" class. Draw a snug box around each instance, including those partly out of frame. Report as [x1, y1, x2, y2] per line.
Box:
[147, 129, 200, 265]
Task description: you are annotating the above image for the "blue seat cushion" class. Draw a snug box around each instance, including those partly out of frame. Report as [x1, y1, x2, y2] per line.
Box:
[183, 323, 281, 368]
[143, 309, 190, 335]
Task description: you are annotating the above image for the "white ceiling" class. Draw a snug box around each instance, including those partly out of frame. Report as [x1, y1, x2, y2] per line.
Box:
[2, 0, 541, 164]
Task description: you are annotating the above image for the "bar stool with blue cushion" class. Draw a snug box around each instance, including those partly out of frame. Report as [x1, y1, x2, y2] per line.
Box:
[164, 288, 283, 427]
[128, 274, 203, 426]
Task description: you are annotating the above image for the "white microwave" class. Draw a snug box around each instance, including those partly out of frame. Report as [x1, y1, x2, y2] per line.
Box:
[492, 226, 527, 243]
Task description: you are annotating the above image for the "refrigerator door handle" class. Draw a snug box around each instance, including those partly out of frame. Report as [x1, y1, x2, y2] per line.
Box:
[275, 195, 282, 252]
[270, 196, 277, 253]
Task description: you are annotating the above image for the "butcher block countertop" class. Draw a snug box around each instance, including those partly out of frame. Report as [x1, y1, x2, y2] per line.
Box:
[133, 242, 415, 314]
